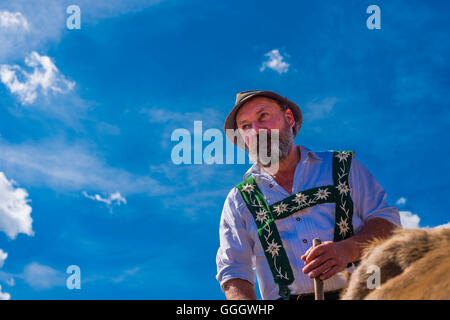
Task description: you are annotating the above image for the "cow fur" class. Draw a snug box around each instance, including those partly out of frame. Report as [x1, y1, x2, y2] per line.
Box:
[340, 227, 450, 300]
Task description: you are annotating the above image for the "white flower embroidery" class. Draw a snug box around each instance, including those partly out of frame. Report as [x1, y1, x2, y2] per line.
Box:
[314, 188, 330, 200]
[293, 192, 308, 205]
[273, 202, 289, 216]
[266, 239, 282, 258]
[337, 217, 350, 237]
[241, 183, 255, 194]
[337, 181, 350, 196]
[336, 152, 350, 162]
[255, 209, 268, 223]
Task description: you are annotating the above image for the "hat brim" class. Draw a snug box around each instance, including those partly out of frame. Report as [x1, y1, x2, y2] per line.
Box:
[224, 91, 302, 150]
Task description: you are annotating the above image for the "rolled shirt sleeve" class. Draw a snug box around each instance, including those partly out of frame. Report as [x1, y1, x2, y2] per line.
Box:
[349, 158, 401, 227]
[216, 188, 256, 289]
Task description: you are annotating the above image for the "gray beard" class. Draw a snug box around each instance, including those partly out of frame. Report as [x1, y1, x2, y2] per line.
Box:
[253, 121, 294, 168]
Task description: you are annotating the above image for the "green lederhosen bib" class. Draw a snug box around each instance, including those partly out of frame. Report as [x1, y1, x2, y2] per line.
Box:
[236, 150, 355, 300]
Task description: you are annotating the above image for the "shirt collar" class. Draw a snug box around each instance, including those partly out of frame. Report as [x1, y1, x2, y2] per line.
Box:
[243, 144, 322, 180]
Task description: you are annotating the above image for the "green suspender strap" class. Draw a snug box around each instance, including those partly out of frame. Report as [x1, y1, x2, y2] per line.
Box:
[236, 176, 295, 300]
[236, 150, 355, 300]
[332, 151, 355, 241]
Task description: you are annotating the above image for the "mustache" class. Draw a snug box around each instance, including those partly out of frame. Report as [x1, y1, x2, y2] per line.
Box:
[249, 132, 276, 151]
[247, 125, 293, 167]
[248, 130, 278, 144]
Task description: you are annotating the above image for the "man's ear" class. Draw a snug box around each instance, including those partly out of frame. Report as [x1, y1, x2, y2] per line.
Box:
[284, 108, 295, 128]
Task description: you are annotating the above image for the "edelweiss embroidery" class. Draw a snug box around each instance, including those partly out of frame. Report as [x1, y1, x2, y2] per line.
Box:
[294, 192, 308, 205]
[241, 183, 255, 194]
[314, 188, 331, 200]
[337, 181, 350, 195]
[255, 209, 268, 223]
[336, 151, 350, 162]
[273, 203, 289, 216]
[266, 239, 282, 258]
[337, 217, 350, 237]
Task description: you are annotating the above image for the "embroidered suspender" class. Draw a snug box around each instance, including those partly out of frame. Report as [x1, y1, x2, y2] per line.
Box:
[237, 175, 295, 299]
[332, 151, 355, 241]
[236, 150, 355, 300]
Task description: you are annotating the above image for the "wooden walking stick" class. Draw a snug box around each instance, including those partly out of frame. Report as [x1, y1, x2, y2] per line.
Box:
[313, 238, 324, 300]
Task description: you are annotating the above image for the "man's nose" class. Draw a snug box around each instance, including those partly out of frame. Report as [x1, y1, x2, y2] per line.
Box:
[252, 121, 268, 134]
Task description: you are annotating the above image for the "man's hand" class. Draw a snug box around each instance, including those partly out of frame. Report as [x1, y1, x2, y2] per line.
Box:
[222, 278, 257, 300]
[301, 240, 352, 280]
[301, 218, 398, 281]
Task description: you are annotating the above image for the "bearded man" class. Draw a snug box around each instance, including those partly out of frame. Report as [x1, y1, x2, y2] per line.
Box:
[215, 90, 401, 300]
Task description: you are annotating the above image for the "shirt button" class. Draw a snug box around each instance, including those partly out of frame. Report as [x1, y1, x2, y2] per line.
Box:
[269, 183, 273, 188]
[302, 239, 308, 244]
[296, 217, 301, 222]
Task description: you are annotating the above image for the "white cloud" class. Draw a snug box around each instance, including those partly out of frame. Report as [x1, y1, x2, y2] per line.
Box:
[0, 51, 75, 105]
[0, 11, 29, 30]
[0, 250, 7, 268]
[22, 262, 65, 290]
[0, 262, 64, 291]
[0, 173, 33, 300]
[83, 191, 127, 212]
[0, 285, 10, 300]
[397, 195, 449, 229]
[0, 172, 34, 239]
[399, 210, 421, 229]
[400, 210, 449, 229]
[260, 49, 290, 74]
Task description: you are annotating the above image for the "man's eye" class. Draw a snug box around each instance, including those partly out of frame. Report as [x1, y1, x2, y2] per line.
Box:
[260, 113, 269, 120]
[242, 124, 250, 130]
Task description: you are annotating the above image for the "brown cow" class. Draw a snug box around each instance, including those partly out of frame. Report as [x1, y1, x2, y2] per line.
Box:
[340, 227, 450, 300]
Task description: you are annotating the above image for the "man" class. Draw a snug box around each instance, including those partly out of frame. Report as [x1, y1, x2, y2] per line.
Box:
[216, 90, 401, 300]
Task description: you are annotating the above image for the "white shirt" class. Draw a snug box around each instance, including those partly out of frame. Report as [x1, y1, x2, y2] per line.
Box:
[216, 145, 401, 300]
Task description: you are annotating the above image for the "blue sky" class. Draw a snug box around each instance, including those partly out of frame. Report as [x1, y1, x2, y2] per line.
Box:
[0, 0, 449, 299]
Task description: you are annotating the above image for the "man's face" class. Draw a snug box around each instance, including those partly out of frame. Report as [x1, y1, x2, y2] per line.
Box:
[235, 96, 295, 167]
